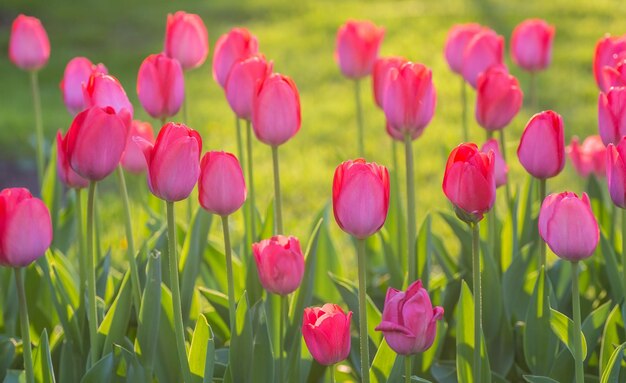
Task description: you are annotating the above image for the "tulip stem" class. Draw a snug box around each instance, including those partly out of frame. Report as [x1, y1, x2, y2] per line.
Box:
[246, 120, 257, 242]
[538, 178, 547, 272]
[404, 132, 417, 282]
[355, 79, 365, 157]
[356, 237, 370, 383]
[14, 268, 34, 383]
[529, 71, 538, 110]
[279, 294, 287, 383]
[166, 201, 192, 383]
[220, 215, 237, 334]
[461, 77, 468, 143]
[622, 208, 626, 296]
[86, 181, 99, 366]
[75, 188, 87, 307]
[271, 145, 284, 234]
[391, 139, 403, 261]
[404, 356, 412, 383]
[471, 222, 482, 383]
[571, 261, 584, 383]
[29, 71, 45, 188]
[235, 117, 245, 177]
[329, 364, 335, 383]
[499, 130, 512, 205]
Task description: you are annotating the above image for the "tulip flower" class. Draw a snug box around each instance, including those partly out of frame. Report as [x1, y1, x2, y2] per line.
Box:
[56, 131, 88, 189]
[598, 87, 626, 146]
[137, 53, 184, 120]
[601, 59, 626, 91]
[9, 15, 50, 71]
[252, 73, 301, 146]
[164, 11, 209, 70]
[121, 120, 154, 174]
[302, 304, 352, 366]
[198, 151, 247, 216]
[372, 56, 407, 109]
[335, 20, 384, 79]
[60, 57, 108, 115]
[444, 23, 484, 75]
[252, 235, 304, 295]
[475, 66, 523, 131]
[567, 135, 606, 178]
[607, 137, 626, 208]
[481, 139, 508, 188]
[461, 29, 504, 88]
[213, 28, 259, 88]
[510, 19, 555, 72]
[225, 54, 272, 121]
[517, 110, 565, 179]
[593, 34, 626, 92]
[83, 73, 134, 126]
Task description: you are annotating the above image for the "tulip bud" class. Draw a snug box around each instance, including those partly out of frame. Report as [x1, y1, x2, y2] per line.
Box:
[164, 11, 209, 70]
[461, 29, 504, 88]
[135, 122, 202, 202]
[601, 59, 626, 91]
[598, 87, 626, 146]
[475, 66, 523, 131]
[335, 20, 385, 79]
[60, 57, 108, 115]
[566, 135, 606, 178]
[302, 304, 352, 365]
[375, 280, 444, 355]
[0, 188, 52, 267]
[225, 54, 272, 120]
[372, 56, 407, 109]
[9, 15, 50, 71]
[332, 159, 390, 239]
[442, 143, 495, 222]
[517, 110, 565, 179]
[252, 235, 304, 295]
[83, 73, 134, 126]
[198, 151, 247, 216]
[383, 62, 436, 141]
[56, 130, 88, 189]
[538, 192, 599, 261]
[252, 73, 301, 146]
[137, 53, 184, 119]
[593, 34, 626, 92]
[510, 19, 555, 72]
[121, 120, 155, 174]
[213, 28, 259, 88]
[444, 23, 484, 75]
[481, 139, 508, 188]
[606, 137, 626, 208]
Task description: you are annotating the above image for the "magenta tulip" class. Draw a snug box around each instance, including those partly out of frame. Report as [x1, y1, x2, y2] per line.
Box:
[225, 54, 272, 120]
[335, 20, 385, 79]
[252, 73, 301, 146]
[121, 120, 154, 174]
[137, 53, 184, 120]
[56, 130, 88, 189]
[60, 57, 108, 115]
[598, 87, 626, 146]
[372, 56, 407, 109]
[198, 151, 247, 216]
[517, 110, 565, 179]
[475, 66, 523, 131]
[607, 137, 626, 208]
[252, 235, 304, 295]
[164, 11, 209, 70]
[510, 19, 555, 72]
[567, 135, 606, 178]
[213, 28, 259, 88]
[481, 139, 508, 188]
[9, 15, 50, 71]
[601, 59, 626, 91]
[461, 29, 504, 88]
[302, 304, 352, 365]
[444, 23, 484, 75]
[83, 73, 133, 127]
[594, 34, 626, 92]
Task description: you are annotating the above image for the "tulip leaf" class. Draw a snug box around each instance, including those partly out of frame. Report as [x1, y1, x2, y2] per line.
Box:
[456, 281, 491, 383]
[522, 376, 560, 383]
[32, 329, 55, 383]
[41, 144, 62, 248]
[80, 352, 115, 383]
[599, 233, 625, 303]
[502, 242, 536, 322]
[197, 287, 230, 341]
[600, 342, 626, 383]
[0, 337, 15, 382]
[600, 305, 625, 378]
[439, 212, 472, 270]
[250, 301, 274, 383]
[97, 270, 132, 356]
[549, 307, 588, 360]
[155, 285, 183, 383]
[380, 228, 405, 290]
[416, 214, 432, 287]
[310, 207, 341, 302]
[481, 238, 503, 342]
[369, 338, 402, 383]
[135, 250, 161, 375]
[189, 314, 215, 383]
[229, 291, 253, 383]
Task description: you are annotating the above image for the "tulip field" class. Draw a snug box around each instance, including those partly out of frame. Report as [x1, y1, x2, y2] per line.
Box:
[4, 0, 626, 382]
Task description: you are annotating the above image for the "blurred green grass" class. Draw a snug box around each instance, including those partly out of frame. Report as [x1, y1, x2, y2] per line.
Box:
[0, 0, 625, 260]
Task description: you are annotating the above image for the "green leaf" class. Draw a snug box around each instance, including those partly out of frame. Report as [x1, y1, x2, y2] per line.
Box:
[600, 342, 626, 383]
[41, 144, 62, 247]
[197, 288, 230, 341]
[522, 376, 560, 383]
[502, 243, 536, 322]
[189, 314, 215, 383]
[379, 228, 404, 290]
[230, 291, 253, 383]
[80, 352, 115, 383]
[369, 338, 402, 383]
[135, 250, 161, 375]
[180, 209, 212, 320]
[456, 281, 491, 383]
[416, 215, 432, 287]
[250, 301, 274, 383]
[550, 308, 588, 360]
[599, 233, 625, 303]
[97, 270, 132, 356]
[0, 337, 15, 381]
[481, 239, 503, 342]
[155, 285, 183, 383]
[600, 305, 624, 378]
[32, 329, 55, 383]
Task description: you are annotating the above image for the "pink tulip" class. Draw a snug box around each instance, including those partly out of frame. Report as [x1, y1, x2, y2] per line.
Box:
[444, 23, 484, 75]
[510, 19, 555, 72]
[252, 235, 304, 295]
[375, 280, 444, 355]
[60, 57, 108, 115]
[372, 56, 407, 109]
[252, 73, 301, 146]
[332, 159, 390, 239]
[0, 188, 52, 267]
[59, 106, 129, 181]
[9, 15, 50, 71]
[164, 11, 209, 70]
[598, 87, 626, 146]
[538, 192, 599, 261]
[383, 62, 436, 141]
[566, 135, 606, 178]
[517, 111, 565, 179]
[442, 143, 495, 222]
[606, 137, 626, 208]
[56, 130, 88, 189]
[481, 139, 508, 188]
[601, 59, 626, 91]
[335, 20, 385, 79]
[137, 53, 184, 119]
[594, 34, 626, 92]
[213, 28, 259, 88]
[198, 151, 247, 216]
[225, 54, 272, 120]
[121, 120, 155, 174]
[461, 29, 504, 88]
[83, 73, 134, 126]
[475, 66, 523, 131]
[135, 122, 202, 202]
[302, 304, 352, 365]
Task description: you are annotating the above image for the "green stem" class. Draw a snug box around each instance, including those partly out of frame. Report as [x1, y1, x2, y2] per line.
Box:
[15, 268, 34, 383]
[279, 294, 287, 383]
[75, 188, 86, 306]
[611, 203, 617, 247]
[161, 117, 167, 126]
[182, 79, 192, 224]
[355, 79, 365, 158]
[166, 202, 192, 383]
[29, 71, 44, 187]
[117, 166, 142, 316]
[235, 117, 245, 174]
[271, 145, 283, 235]
[622, 208, 626, 297]
[471, 222, 482, 383]
[461, 77, 468, 143]
[404, 132, 417, 282]
[86, 181, 99, 366]
[405, 356, 412, 383]
[392, 139, 403, 261]
[220, 215, 236, 334]
[489, 208, 498, 272]
[499, 130, 512, 205]
[356, 238, 370, 383]
[329, 364, 335, 383]
[538, 178, 547, 272]
[530, 71, 538, 110]
[246, 120, 257, 242]
[571, 261, 584, 383]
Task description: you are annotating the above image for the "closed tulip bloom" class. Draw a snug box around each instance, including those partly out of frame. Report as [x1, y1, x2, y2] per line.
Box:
[0, 188, 52, 267]
[198, 151, 247, 216]
[60, 57, 108, 115]
[606, 137, 626, 208]
[510, 19, 555, 72]
[594, 34, 626, 92]
[225, 54, 272, 120]
[601, 59, 626, 91]
[137, 53, 184, 119]
[444, 23, 484, 75]
[442, 143, 495, 222]
[252, 73, 301, 146]
[56, 130, 88, 189]
[213, 28, 259, 88]
[83, 73, 134, 126]
[121, 120, 154, 174]
[9, 15, 50, 71]
[375, 280, 444, 355]
[482, 139, 508, 188]
[566, 135, 606, 178]
[164, 11, 209, 70]
[372, 56, 407, 109]
[135, 122, 202, 202]
[461, 29, 504, 88]
[383, 62, 436, 141]
[598, 87, 626, 146]
[335, 20, 385, 79]
[517, 111, 565, 179]
[333, 159, 390, 239]
[252, 235, 304, 295]
[302, 304, 352, 365]
[475, 66, 523, 131]
[538, 192, 599, 261]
